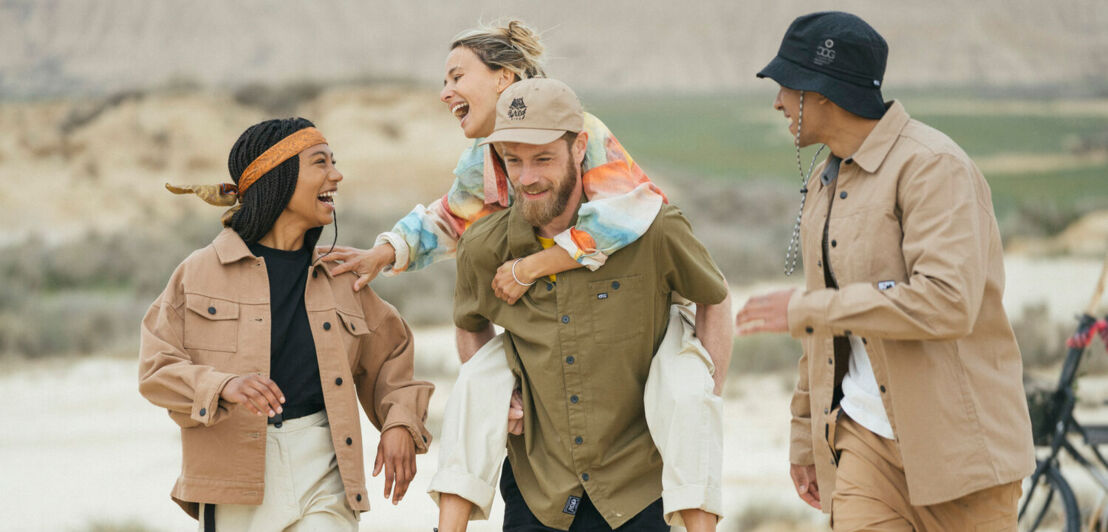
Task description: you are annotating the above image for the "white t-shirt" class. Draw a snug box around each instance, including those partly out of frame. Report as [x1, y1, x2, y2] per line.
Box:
[840, 335, 895, 439]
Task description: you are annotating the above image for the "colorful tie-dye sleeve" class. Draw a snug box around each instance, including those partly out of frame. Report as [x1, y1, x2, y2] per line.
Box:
[375, 141, 501, 274]
[376, 113, 666, 273]
[554, 112, 667, 270]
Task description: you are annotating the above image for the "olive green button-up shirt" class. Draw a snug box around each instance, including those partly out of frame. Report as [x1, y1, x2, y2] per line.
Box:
[455, 203, 728, 529]
[785, 101, 1035, 509]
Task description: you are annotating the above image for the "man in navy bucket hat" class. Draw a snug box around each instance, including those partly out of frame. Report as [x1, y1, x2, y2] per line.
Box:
[756, 11, 888, 120]
[736, 11, 1034, 531]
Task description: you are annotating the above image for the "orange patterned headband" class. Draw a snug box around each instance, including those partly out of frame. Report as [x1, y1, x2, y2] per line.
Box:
[165, 127, 328, 216]
[238, 127, 328, 195]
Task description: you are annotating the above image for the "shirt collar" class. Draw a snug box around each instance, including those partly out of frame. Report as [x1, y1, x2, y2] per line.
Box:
[846, 100, 910, 173]
[213, 228, 254, 264]
[213, 226, 328, 273]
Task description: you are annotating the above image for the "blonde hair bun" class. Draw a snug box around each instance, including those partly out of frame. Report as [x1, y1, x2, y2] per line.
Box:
[451, 19, 546, 80]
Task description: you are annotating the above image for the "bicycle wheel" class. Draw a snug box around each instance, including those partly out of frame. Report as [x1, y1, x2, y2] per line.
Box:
[1019, 461, 1080, 532]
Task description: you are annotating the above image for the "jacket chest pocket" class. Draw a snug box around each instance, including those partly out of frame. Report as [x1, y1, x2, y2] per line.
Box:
[824, 211, 867, 283]
[183, 294, 240, 353]
[334, 309, 371, 366]
[861, 207, 908, 285]
[587, 274, 645, 345]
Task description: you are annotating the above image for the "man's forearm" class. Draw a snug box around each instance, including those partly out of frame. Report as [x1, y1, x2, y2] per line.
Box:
[696, 292, 733, 395]
[455, 324, 496, 363]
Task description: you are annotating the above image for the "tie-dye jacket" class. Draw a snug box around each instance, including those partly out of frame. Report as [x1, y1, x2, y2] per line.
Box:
[375, 112, 666, 273]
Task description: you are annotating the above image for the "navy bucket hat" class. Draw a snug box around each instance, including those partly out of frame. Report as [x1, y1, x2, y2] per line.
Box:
[757, 11, 888, 119]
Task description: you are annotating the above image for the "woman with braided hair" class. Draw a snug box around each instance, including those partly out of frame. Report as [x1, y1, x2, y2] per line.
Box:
[139, 118, 434, 530]
[319, 21, 731, 532]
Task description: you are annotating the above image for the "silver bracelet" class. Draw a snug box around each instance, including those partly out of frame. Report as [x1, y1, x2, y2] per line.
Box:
[511, 258, 536, 287]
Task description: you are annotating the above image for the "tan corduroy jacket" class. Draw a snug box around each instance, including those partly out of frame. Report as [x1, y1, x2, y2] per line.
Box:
[139, 228, 433, 519]
[786, 101, 1035, 510]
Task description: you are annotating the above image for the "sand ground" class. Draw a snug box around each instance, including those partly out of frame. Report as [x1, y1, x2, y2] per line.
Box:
[2, 254, 1104, 531]
[0, 355, 820, 532]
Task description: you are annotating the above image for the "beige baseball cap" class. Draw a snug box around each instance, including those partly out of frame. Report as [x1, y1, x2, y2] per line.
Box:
[480, 78, 584, 146]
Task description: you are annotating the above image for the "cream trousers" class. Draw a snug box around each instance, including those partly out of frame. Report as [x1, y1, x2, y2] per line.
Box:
[429, 304, 723, 527]
[199, 411, 357, 532]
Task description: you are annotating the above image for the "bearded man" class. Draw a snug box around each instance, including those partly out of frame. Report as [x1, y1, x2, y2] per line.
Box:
[448, 78, 731, 531]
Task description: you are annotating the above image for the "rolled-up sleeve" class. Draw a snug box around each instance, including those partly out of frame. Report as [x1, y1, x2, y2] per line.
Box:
[657, 207, 729, 306]
[356, 299, 434, 453]
[453, 242, 491, 333]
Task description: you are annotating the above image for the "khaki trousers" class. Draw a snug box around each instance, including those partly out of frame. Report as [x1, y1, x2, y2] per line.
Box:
[429, 303, 723, 527]
[199, 411, 357, 532]
[830, 412, 1020, 531]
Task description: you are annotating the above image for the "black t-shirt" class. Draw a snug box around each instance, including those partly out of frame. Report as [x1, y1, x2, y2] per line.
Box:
[247, 241, 323, 410]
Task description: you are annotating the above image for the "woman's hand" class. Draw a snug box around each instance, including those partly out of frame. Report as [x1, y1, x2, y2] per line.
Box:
[492, 246, 584, 304]
[220, 375, 285, 417]
[315, 244, 396, 291]
[493, 258, 535, 305]
[374, 426, 416, 505]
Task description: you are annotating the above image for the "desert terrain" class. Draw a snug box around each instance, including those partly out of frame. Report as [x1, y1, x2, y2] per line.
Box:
[2, 2, 1108, 530]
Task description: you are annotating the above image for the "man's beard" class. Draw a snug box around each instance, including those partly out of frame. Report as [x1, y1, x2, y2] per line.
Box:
[517, 158, 578, 228]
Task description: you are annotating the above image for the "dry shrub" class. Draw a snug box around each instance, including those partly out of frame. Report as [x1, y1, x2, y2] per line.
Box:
[1013, 302, 1100, 371]
[0, 206, 461, 358]
[232, 81, 324, 115]
[732, 499, 813, 532]
[0, 213, 213, 358]
[999, 202, 1088, 242]
[730, 334, 803, 376]
[667, 175, 799, 284]
[82, 520, 155, 532]
[59, 90, 144, 135]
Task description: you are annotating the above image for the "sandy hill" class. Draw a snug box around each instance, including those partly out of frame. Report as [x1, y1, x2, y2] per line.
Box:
[0, 86, 470, 244]
[2, 0, 1106, 99]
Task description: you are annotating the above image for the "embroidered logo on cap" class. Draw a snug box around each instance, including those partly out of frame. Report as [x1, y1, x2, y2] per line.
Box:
[508, 98, 527, 120]
[563, 495, 581, 515]
[814, 38, 836, 66]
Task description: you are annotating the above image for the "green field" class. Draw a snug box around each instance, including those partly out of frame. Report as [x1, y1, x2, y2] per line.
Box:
[585, 91, 1108, 231]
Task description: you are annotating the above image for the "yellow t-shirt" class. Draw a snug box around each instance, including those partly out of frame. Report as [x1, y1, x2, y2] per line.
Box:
[536, 236, 557, 283]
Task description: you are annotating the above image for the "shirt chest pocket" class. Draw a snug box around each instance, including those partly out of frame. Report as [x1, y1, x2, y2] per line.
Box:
[587, 274, 645, 345]
[334, 309, 371, 365]
[183, 294, 240, 353]
[861, 207, 908, 285]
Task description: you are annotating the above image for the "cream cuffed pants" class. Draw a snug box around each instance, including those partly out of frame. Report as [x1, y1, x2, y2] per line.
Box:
[429, 303, 723, 527]
[199, 411, 358, 532]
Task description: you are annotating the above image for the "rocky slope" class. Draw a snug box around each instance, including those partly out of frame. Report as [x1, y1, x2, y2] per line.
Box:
[2, 0, 1106, 99]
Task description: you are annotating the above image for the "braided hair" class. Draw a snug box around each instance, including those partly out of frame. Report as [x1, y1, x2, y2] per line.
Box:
[227, 117, 315, 243]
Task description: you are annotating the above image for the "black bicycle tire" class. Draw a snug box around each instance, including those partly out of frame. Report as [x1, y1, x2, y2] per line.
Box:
[1020, 462, 1080, 532]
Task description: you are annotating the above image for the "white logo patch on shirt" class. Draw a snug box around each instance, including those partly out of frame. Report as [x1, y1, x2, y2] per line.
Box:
[563, 495, 581, 515]
[877, 280, 896, 291]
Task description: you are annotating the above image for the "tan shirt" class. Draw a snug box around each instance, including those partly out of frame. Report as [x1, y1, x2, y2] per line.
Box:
[786, 101, 1035, 508]
[455, 204, 728, 529]
[138, 228, 433, 518]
